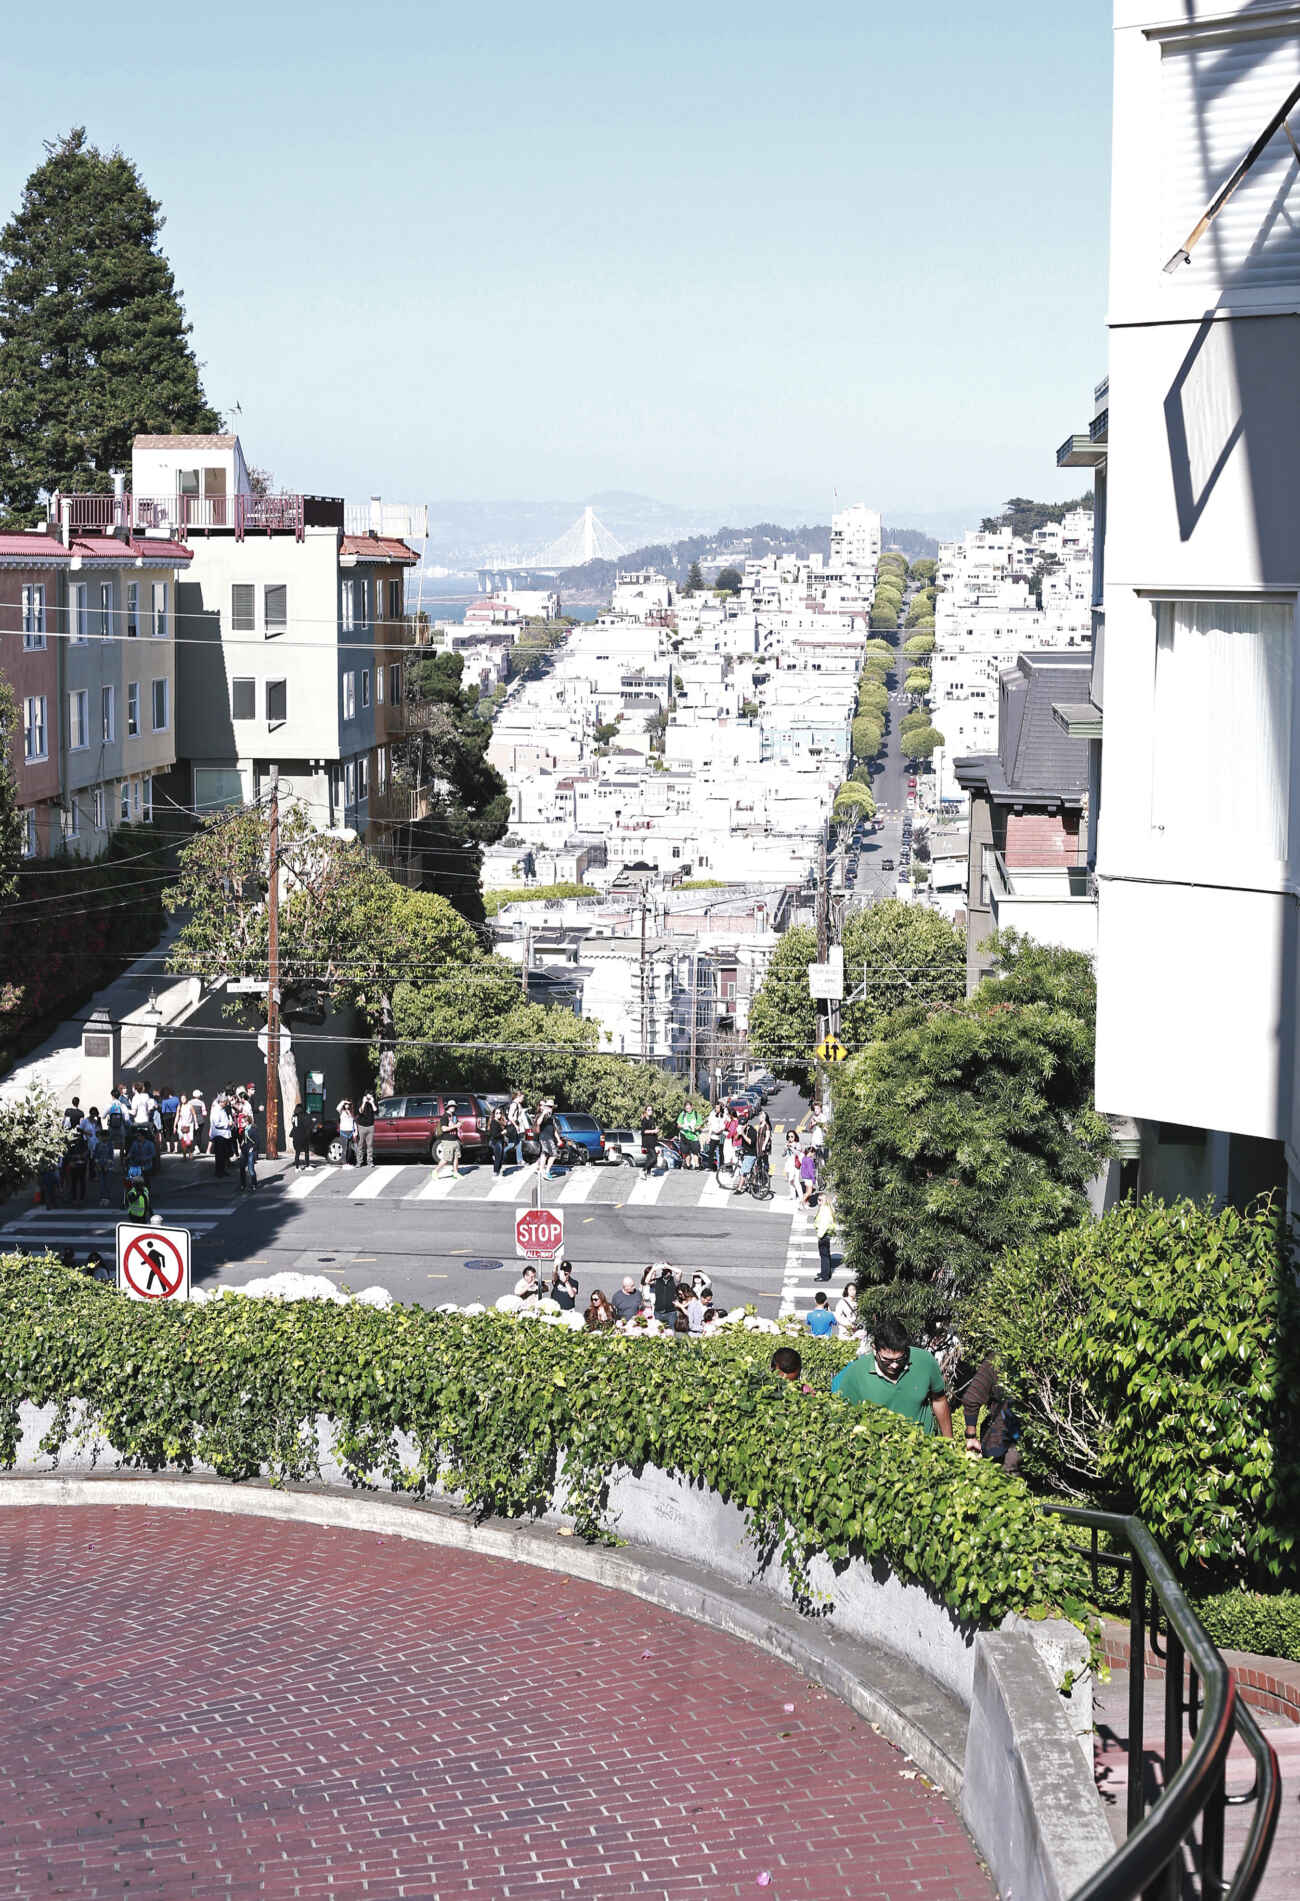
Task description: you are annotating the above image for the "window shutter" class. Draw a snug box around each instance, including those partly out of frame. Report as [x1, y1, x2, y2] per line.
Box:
[232, 584, 255, 632]
[264, 584, 287, 635]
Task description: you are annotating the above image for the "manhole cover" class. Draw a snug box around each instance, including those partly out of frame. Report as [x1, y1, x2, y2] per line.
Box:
[464, 1257, 504, 1272]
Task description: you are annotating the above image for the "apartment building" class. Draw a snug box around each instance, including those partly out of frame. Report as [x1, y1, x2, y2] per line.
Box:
[1090, 1, 1300, 1208]
[2, 525, 191, 858]
[50, 436, 424, 847]
[830, 502, 883, 573]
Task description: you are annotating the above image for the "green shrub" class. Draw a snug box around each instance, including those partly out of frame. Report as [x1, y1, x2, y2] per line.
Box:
[0, 1257, 1097, 1633]
[1194, 1590, 1300, 1662]
[964, 1197, 1300, 1587]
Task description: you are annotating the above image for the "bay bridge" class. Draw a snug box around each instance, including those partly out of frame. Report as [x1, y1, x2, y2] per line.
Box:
[478, 505, 627, 576]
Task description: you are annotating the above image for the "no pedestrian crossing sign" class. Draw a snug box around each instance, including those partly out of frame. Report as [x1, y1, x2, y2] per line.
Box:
[515, 1207, 564, 1262]
[116, 1222, 192, 1302]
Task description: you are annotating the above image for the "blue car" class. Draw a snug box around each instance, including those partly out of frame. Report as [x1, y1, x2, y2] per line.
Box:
[554, 1112, 607, 1165]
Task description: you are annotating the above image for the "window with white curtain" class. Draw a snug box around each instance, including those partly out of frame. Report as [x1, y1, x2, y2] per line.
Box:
[1151, 600, 1294, 859]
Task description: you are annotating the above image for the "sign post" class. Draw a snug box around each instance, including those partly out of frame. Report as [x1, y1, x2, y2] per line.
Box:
[515, 1206, 565, 1265]
[116, 1222, 192, 1302]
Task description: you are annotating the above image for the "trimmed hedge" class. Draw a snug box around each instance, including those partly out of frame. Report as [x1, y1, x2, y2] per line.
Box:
[0, 1258, 1096, 1634]
[1194, 1590, 1300, 1664]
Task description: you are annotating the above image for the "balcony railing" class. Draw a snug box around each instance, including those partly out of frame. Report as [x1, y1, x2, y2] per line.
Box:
[987, 853, 1098, 955]
[54, 490, 331, 542]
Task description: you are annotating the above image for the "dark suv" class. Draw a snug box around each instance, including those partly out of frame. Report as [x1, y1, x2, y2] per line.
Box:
[372, 1092, 489, 1161]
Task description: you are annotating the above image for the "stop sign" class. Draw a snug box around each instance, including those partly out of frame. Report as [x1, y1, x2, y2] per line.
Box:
[515, 1206, 565, 1260]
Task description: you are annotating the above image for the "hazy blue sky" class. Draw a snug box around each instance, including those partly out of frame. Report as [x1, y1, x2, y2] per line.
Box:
[2, 2, 1113, 529]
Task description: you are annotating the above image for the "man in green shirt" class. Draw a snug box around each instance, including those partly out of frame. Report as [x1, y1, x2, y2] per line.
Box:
[677, 1098, 704, 1166]
[831, 1315, 954, 1438]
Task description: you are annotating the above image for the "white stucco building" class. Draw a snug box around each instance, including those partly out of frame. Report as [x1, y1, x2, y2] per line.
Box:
[1091, 1, 1300, 1209]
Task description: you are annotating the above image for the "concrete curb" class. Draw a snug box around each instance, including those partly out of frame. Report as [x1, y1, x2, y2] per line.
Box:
[0, 1470, 969, 1799]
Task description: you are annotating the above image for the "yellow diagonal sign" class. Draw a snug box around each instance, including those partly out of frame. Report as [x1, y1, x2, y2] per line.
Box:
[816, 1034, 849, 1063]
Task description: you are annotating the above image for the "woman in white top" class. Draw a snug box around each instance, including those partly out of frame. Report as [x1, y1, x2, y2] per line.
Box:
[337, 1099, 357, 1164]
[174, 1096, 198, 1157]
[834, 1282, 861, 1340]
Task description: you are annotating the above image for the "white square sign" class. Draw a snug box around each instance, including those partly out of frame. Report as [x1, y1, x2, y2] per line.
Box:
[116, 1222, 192, 1302]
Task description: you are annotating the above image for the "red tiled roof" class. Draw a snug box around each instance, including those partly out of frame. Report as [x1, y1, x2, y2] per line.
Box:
[340, 534, 418, 564]
[72, 535, 192, 563]
[0, 532, 68, 562]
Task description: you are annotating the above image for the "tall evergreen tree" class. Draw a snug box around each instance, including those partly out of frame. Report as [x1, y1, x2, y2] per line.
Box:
[0, 129, 220, 520]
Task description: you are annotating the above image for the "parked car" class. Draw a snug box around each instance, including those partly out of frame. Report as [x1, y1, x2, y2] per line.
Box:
[553, 1112, 607, 1165]
[371, 1092, 490, 1161]
[605, 1126, 649, 1166]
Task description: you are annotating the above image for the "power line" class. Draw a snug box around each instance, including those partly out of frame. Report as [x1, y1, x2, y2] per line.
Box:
[0, 598, 519, 657]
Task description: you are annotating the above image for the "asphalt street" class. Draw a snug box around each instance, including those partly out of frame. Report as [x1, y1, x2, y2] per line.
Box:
[1, 1083, 825, 1318]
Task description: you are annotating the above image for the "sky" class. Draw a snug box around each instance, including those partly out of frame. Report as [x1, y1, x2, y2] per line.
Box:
[1, 2, 1114, 533]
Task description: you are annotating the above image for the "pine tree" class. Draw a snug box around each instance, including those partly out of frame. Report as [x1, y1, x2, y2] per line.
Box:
[0, 129, 220, 521]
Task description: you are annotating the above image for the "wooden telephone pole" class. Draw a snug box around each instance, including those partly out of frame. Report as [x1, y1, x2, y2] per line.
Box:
[265, 766, 281, 1159]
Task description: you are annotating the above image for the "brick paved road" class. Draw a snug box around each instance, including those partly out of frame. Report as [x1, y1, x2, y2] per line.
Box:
[0, 1507, 991, 1901]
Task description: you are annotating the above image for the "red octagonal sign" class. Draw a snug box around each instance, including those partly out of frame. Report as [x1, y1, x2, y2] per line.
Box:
[515, 1206, 564, 1261]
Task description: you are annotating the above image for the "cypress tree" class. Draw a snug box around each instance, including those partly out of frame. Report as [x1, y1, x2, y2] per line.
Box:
[0, 129, 220, 521]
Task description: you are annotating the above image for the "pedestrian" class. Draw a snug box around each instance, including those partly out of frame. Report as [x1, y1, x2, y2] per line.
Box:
[815, 1191, 836, 1280]
[536, 1096, 559, 1180]
[487, 1103, 510, 1176]
[681, 1281, 706, 1337]
[797, 1143, 818, 1206]
[650, 1262, 678, 1329]
[782, 1128, 801, 1201]
[290, 1102, 311, 1169]
[550, 1259, 580, 1310]
[639, 1102, 659, 1173]
[337, 1098, 357, 1165]
[189, 1087, 208, 1153]
[770, 1347, 814, 1393]
[130, 1081, 153, 1131]
[805, 1290, 837, 1337]
[611, 1275, 642, 1321]
[831, 1314, 954, 1439]
[92, 1119, 117, 1207]
[208, 1094, 233, 1178]
[834, 1281, 860, 1340]
[513, 1263, 541, 1300]
[238, 1120, 258, 1193]
[703, 1101, 726, 1171]
[62, 1097, 82, 1132]
[435, 1109, 461, 1179]
[677, 1098, 703, 1167]
[507, 1090, 529, 1165]
[958, 1356, 1023, 1475]
[584, 1289, 616, 1329]
[356, 1091, 377, 1167]
[159, 1086, 180, 1153]
[174, 1094, 197, 1158]
[63, 1125, 89, 1203]
[124, 1166, 153, 1224]
[105, 1091, 127, 1157]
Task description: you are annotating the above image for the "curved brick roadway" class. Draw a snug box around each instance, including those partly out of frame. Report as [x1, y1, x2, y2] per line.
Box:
[0, 1506, 992, 1900]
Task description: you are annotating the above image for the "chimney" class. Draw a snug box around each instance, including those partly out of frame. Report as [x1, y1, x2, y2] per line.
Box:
[370, 494, 382, 536]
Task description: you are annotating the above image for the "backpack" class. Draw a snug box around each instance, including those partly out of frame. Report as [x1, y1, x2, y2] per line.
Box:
[106, 1102, 124, 1134]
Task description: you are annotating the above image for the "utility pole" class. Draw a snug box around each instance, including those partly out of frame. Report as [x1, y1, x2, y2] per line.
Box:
[639, 892, 649, 1061]
[689, 949, 698, 1094]
[521, 924, 531, 998]
[816, 830, 830, 1059]
[265, 765, 281, 1160]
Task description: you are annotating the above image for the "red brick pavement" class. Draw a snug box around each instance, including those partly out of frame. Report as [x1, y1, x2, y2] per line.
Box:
[0, 1506, 992, 1900]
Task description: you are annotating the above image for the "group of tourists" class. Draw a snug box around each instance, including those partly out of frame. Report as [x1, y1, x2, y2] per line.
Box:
[507, 1258, 726, 1336]
[36, 1080, 262, 1214]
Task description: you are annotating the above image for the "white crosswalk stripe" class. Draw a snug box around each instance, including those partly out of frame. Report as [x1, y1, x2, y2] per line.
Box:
[626, 1170, 669, 1205]
[415, 1171, 461, 1201]
[1, 1201, 232, 1254]
[288, 1165, 338, 1199]
[348, 1165, 408, 1200]
[556, 1169, 600, 1204]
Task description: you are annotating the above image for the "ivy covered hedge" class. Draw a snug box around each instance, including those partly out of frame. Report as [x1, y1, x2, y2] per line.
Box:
[0, 1258, 1095, 1636]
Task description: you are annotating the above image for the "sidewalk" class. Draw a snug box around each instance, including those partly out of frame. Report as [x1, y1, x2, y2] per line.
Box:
[0, 913, 190, 1109]
[1095, 1664, 1300, 1897]
[0, 1146, 298, 1235]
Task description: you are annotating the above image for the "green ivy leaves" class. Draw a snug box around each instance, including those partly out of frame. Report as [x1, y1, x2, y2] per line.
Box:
[0, 1255, 1095, 1637]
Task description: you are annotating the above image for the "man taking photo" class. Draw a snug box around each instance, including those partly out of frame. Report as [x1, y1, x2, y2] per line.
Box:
[830, 1315, 953, 1438]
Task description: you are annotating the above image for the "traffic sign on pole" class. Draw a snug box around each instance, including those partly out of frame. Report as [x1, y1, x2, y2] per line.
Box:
[515, 1206, 565, 1262]
[116, 1222, 192, 1302]
[815, 1034, 849, 1064]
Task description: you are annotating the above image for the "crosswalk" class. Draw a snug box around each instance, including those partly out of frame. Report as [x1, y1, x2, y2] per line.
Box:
[279, 1159, 796, 1218]
[0, 1199, 239, 1258]
[778, 1205, 852, 1314]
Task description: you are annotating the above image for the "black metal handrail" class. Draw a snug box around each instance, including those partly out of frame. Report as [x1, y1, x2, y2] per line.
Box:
[1044, 1504, 1281, 1900]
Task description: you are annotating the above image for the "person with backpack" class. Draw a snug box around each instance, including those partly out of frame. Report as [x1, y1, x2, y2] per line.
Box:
[124, 1166, 152, 1223]
[105, 1092, 127, 1157]
[63, 1126, 90, 1202]
[159, 1087, 180, 1153]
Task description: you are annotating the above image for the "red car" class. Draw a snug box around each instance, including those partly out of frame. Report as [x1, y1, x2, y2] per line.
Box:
[372, 1092, 489, 1161]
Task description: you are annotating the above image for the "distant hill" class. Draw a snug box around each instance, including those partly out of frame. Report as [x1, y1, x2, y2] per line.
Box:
[558, 520, 939, 593]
